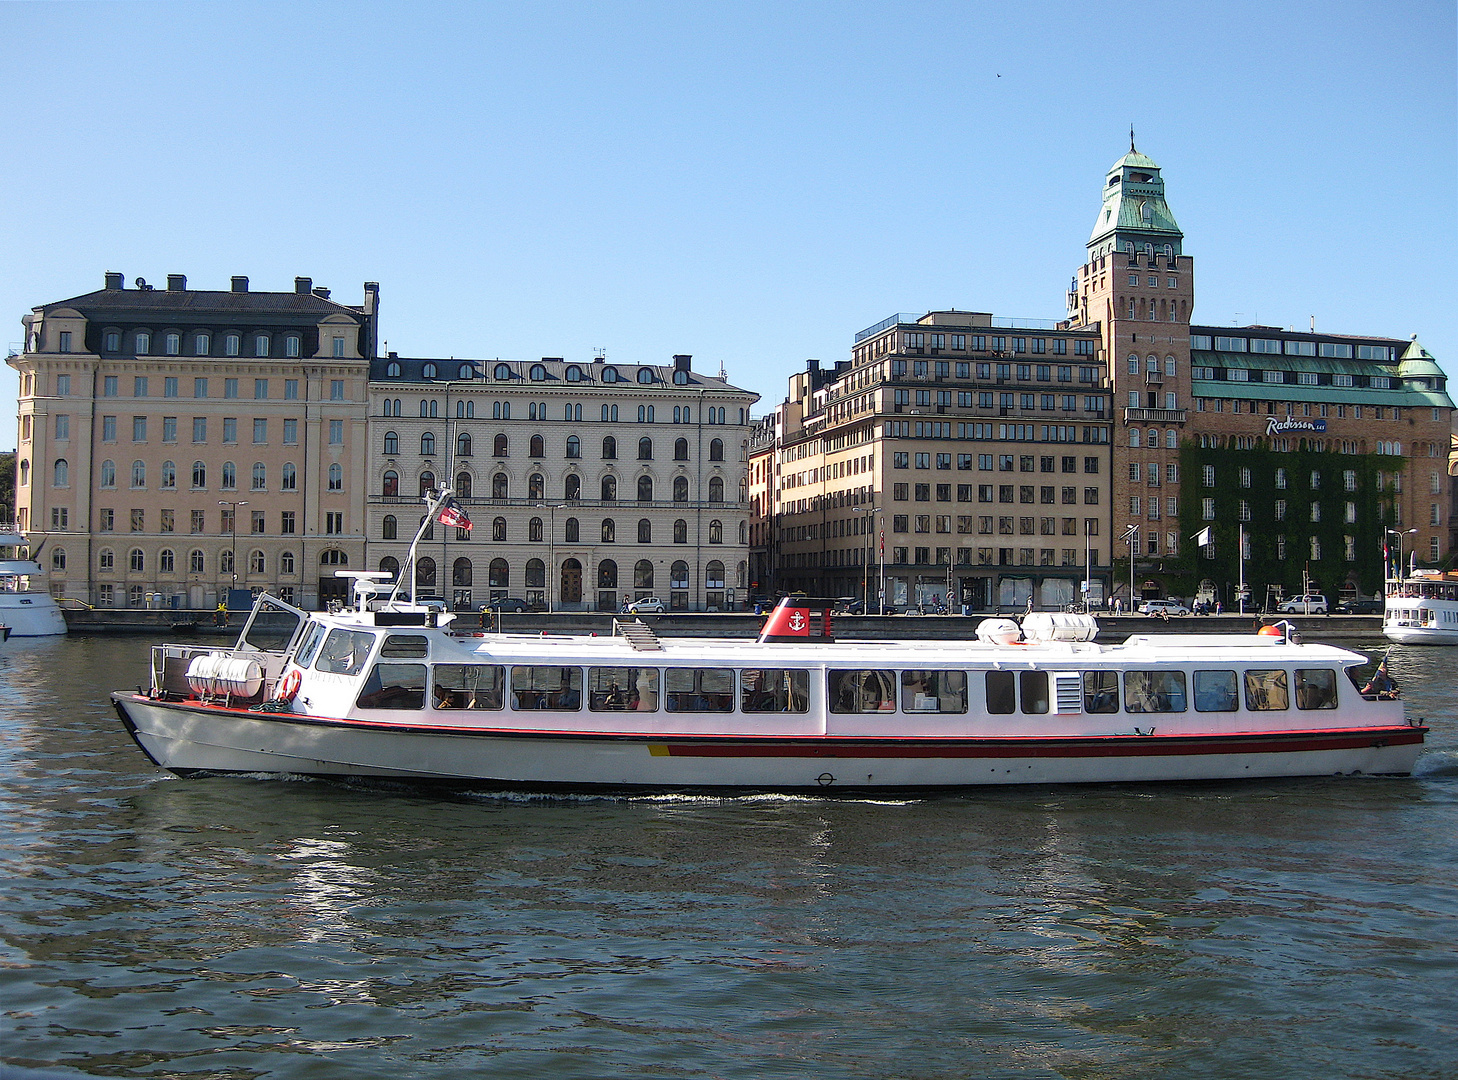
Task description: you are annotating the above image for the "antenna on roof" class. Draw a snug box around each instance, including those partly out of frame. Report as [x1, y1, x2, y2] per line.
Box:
[593, 347, 607, 360]
[1130, 124, 1135, 152]
[718, 360, 727, 379]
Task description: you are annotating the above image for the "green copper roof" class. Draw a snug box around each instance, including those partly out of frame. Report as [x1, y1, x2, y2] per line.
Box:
[1398, 337, 1444, 378]
[1112, 149, 1160, 171]
[1089, 142, 1183, 248]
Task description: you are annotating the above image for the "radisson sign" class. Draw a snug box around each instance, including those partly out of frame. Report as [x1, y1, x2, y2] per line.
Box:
[1265, 416, 1327, 436]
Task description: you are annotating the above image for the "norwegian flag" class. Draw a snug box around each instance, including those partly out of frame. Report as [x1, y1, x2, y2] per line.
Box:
[437, 494, 472, 531]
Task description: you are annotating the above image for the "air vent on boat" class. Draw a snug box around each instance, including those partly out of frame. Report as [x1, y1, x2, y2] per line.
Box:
[613, 618, 663, 651]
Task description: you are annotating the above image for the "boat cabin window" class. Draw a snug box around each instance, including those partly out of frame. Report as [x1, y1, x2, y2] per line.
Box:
[293, 622, 328, 669]
[741, 669, 810, 713]
[1123, 670, 1187, 713]
[666, 667, 735, 712]
[1295, 669, 1338, 710]
[1083, 671, 1118, 713]
[433, 664, 505, 710]
[1244, 669, 1288, 711]
[1193, 670, 1239, 712]
[357, 663, 426, 710]
[511, 665, 582, 710]
[985, 671, 1016, 715]
[240, 596, 307, 653]
[588, 666, 659, 712]
[829, 669, 896, 713]
[901, 670, 968, 714]
[315, 629, 377, 676]
[1019, 671, 1049, 714]
[381, 634, 429, 659]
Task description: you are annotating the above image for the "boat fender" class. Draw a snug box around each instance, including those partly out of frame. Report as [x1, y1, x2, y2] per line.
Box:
[276, 668, 302, 702]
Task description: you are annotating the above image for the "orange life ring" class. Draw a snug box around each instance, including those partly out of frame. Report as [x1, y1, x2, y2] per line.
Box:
[276, 668, 302, 702]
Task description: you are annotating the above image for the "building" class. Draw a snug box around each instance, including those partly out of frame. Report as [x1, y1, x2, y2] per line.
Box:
[9, 273, 375, 609]
[1064, 142, 1453, 606]
[365, 352, 759, 611]
[758, 316, 1115, 611]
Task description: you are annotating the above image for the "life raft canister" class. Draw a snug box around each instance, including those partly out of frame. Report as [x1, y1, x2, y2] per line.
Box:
[276, 668, 302, 702]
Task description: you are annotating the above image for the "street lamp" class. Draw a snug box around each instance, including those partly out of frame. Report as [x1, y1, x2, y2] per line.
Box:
[1121, 524, 1138, 614]
[1386, 527, 1418, 582]
[852, 504, 883, 612]
[218, 499, 248, 599]
[538, 503, 566, 613]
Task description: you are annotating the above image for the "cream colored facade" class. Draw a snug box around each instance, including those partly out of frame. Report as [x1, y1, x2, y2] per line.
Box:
[365, 353, 759, 612]
[10, 274, 374, 609]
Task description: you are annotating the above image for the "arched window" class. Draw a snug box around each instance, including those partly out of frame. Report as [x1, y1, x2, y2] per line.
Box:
[566, 365, 582, 382]
[494, 363, 512, 380]
[637, 518, 651, 543]
[565, 517, 579, 543]
[419, 471, 436, 496]
[709, 519, 723, 544]
[99, 459, 116, 488]
[459, 363, 473, 380]
[530, 364, 546, 381]
[382, 515, 397, 540]
[221, 461, 237, 490]
[421, 432, 436, 456]
[525, 558, 545, 587]
[456, 472, 472, 498]
[190, 549, 205, 573]
[494, 433, 509, 457]
[384, 430, 399, 454]
[709, 438, 724, 461]
[379, 556, 399, 579]
[602, 436, 617, 460]
[282, 462, 297, 491]
[160, 461, 176, 489]
[130, 548, 145, 572]
[381, 469, 399, 497]
[638, 437, 653, 460]
[386, 361, 401, 378]
[529, 517, 543, 542]
[18, 459, 29, 487]
[249, 550, 265, 574]
[416, 557, 436, 587]
[601, 475, 617, 501]
[320, 549, 349, 566]
[566, 435, 581, 459]
[489, 558, 510, 587]
[328, 463, 342, 492]
[738, 477, 747, 502]
[634, 559, 654, 589]
[674, 519, 687, 544]
[602, 518, 616, 543]
[422, 362, 438, 379]
[602, 367, 620, 383]
[51, 547, 66, 571]
[528, 473, 544, 500]
[706, 561, 725, 589]
[254, 334, 269, 357]
[191, 461, 205, 488]
[220, 549, 234, 575]
[708, 477, 724, 502]
[565, 474, 581, 500]
[1130, 429, 1141, 447]
[530, 434, 545, 458]
[457, 432, 472, 457]
[251, 462, 266, 490]
[674, 438, 688, 461]
[673, 476, 689, 502]
[671, 560, 689, 589]
[156, 548, 174, 573]
[492, 516, 506, 541]
[739, 521, 747, 544]
[131, 460, 146, 488]
[638, 475, 653, 502]
[637, 368, 653, 384]
[453, 558, 473, 587]
[598, 559, 618, 588]
[492, 473, 508, 499]
[673, 369, 689, 385]
[281, 551, 296, 574]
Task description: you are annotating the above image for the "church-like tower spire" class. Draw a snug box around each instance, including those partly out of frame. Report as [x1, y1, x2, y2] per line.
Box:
[1088, 144, 1183, 257]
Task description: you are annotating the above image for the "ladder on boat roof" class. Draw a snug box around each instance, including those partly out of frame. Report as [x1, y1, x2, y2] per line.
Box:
[612, 618, 663, 651]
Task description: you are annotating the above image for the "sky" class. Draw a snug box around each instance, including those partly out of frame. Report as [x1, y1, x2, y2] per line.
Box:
[1, 0, 1453, 450]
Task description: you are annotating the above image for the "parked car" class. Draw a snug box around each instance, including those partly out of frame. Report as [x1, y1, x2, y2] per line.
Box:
[1337, 598, 1384, 615]
[1276, 594, 1329, 614]
[624, 596, 666, 614]
[834, 597, 865, 615]
[1138, 599, 1191, 616]
[483, 597, 530, 613]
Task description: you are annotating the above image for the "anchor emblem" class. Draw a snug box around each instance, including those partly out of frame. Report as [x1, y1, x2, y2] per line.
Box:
[788, 611, 807, 632]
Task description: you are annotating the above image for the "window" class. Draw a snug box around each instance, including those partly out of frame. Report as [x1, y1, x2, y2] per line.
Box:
[225, 378, 239, 399]
[421, 432, 436, 456]
[253, 418, 267, 444]
[331, 379, 345, 401]
[328, 463, 343, 492]
[251, 462, 266, 490]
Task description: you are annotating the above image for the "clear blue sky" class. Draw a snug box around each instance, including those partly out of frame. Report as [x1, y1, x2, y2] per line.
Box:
[2, 1, 1453, 449]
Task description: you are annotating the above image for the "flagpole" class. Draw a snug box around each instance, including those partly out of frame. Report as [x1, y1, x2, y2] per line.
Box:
[1238, 522, 1246, 615]
[387, 486, 449, 610]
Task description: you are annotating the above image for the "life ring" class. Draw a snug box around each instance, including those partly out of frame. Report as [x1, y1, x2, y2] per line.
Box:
[276, 668, 302, 702]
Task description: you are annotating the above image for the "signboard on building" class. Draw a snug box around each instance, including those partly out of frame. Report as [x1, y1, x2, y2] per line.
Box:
[1265, 417, 1327, 435]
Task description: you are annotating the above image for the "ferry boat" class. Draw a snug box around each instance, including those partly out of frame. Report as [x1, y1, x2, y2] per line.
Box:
[1383, 569, 1458, 645]
[110, 493, 1426, 793]
[0, 527, 69, 638]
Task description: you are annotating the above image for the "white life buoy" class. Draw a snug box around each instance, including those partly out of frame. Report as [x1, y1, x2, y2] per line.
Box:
[276, 668, 302, 702]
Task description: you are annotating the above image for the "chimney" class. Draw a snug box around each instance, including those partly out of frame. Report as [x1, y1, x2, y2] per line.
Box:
[104, 272, 124, 290]
[312, 286, 331, 299]
[167, 274, 187, 291]
[295, 276, 312, 294]
[673, 354, 692, 371]
[231, 276, 249, 292]
[363, 281, 379, 315]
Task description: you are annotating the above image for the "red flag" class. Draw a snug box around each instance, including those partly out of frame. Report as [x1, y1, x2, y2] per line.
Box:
[437, 495, 472, 531]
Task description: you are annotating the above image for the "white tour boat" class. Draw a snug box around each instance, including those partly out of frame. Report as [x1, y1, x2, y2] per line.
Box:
[1383, 569, 1458, 645]
[111, 492, 1425, 792]
[0, 527, 69, 638]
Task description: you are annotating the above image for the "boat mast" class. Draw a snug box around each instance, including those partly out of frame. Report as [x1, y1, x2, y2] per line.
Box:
[385, 487, 449, 609]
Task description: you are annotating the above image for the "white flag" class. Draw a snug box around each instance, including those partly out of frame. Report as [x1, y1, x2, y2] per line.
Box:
[1193, 526, 1213, 547]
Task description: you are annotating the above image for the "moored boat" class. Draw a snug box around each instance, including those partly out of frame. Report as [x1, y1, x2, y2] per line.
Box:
[1383, 570, 1458, 645]
[0, 527, 69, 638]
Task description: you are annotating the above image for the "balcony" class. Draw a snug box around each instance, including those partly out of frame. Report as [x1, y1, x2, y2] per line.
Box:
[1124, 407, 1187, 423]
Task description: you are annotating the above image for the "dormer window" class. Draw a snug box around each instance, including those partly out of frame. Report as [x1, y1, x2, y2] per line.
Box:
[254, 334, 270, 357]
[530, 364, 547, 381]
[494, 363, 512, 380]
[135, 332, 151, 355]
[637, 368, 654, 384]
[422, 362, 438, 379]
[673, 369, 689, 385]
[565, 365, 583, 382]
[602, 366, 620, 383]
[225, 334, 240, 356]
[458, 363, 473, 380]
[195, 333, 210, 355]
[285, 335, 300, 358]
[386, 361, 401, 377]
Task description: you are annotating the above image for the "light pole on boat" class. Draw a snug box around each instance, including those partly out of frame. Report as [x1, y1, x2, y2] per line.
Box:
[218, 500, 248, 602]
[1386, 527, 1417, 583]
[538, 503, 566, 613]
[1120, 524, 1138, 613]
[852, 504, 882, 613]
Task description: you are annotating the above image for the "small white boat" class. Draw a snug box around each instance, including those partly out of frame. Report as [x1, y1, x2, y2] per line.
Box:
[109, 492, 1425, 793]
[1383, 570, 1458, 645]
[0, 528, 69, 638]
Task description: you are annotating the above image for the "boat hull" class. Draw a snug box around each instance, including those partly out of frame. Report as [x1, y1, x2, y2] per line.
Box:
[113, 693, 1426, 791]
[1382, 624, 1458, 646]
[0, 596, 68, 637]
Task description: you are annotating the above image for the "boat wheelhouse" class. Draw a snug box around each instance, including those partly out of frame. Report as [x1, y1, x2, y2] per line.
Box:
[1384, 570, 1458, 645]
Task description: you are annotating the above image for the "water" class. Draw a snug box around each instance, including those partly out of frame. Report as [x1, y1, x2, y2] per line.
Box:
[1, 635, 1454, 1079]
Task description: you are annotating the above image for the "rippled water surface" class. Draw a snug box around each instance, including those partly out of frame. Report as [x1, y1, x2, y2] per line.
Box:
[1, 634, 1455, 1079]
